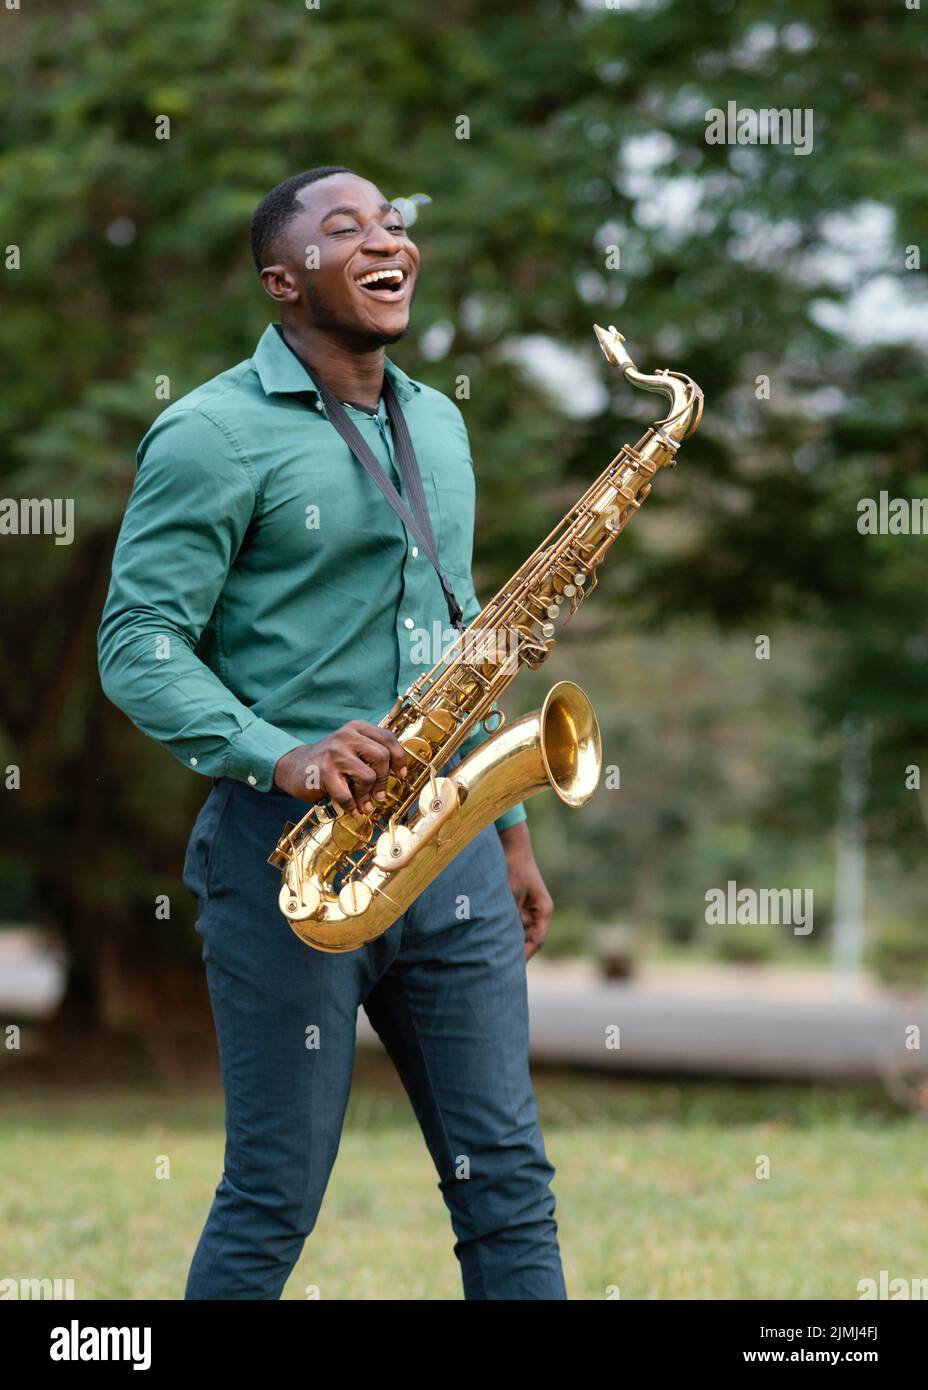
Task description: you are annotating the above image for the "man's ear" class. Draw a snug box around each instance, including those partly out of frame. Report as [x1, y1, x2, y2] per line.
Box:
[259, 265, 300, 304]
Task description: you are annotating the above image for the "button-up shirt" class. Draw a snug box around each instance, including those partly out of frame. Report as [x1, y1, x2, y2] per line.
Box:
[97, 322, 526, 831]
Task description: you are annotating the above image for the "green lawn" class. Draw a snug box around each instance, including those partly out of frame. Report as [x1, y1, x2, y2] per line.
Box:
[1, 1058, 923, 1300]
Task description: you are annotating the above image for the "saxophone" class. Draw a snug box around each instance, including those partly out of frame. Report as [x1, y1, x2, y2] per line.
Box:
[268, 324, 703, 953]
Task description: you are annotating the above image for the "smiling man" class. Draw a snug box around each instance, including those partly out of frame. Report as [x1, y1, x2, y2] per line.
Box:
[97, 166, 566, 1301]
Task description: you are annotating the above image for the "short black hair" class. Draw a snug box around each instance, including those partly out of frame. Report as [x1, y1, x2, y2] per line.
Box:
[250, 166, 358, 272]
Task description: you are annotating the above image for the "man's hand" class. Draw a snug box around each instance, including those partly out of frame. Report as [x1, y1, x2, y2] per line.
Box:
[273, 721, 407, 814]
[498, 821, 554, 960]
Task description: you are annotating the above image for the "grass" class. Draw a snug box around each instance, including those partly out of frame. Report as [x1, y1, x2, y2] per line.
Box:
[0, 1055, 924, 1300]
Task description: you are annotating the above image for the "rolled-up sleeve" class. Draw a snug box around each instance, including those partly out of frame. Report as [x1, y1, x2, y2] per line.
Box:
[97, 408, 303, 790]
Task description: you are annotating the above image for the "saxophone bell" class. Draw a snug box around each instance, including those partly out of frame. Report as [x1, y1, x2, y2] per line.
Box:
[282, 681, 602, 954]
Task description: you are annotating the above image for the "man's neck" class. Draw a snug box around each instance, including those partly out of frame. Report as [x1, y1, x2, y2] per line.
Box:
[279, 321, 385, 409]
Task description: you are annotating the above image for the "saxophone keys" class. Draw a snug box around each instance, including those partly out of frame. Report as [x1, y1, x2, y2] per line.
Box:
[279, 879, 321, 921]
[418, 775, 459, 818]
[374, 823, 415, 870]
[338, 878, 373, 917]
[422, 709, 455, 740]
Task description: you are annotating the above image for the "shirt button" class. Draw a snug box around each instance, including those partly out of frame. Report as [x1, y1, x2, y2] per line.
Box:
[247, 774, 257, 786]
[403, 617, 414, 629]
[411, 546, 419, 558]
[189, 756, 198, 766]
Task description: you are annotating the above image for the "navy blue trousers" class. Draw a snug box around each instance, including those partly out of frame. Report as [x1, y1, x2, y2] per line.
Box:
[182, 766, 566, 1300]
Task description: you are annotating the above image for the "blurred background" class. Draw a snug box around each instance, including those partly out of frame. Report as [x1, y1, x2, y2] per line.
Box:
[1, 0, 927, 1299]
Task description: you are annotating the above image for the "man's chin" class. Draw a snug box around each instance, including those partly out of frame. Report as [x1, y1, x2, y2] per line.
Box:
[369, 323, 410, 346]
[304, 285, 411, 347]
[346, 317, 410, 348]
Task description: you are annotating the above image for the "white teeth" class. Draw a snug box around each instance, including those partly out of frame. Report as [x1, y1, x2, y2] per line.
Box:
[357, 268, 405, 287]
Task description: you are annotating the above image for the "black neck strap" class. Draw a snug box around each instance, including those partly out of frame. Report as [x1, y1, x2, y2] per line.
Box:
[294, 355, 465, 634]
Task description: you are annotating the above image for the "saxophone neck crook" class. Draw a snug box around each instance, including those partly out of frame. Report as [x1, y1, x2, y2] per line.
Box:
[594, 323, 703, 445]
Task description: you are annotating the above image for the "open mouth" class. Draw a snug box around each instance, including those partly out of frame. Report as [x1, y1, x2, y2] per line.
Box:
[354, 267, 408, 301]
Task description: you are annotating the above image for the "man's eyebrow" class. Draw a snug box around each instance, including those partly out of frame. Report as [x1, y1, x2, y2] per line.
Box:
[319, 201, 398, 224]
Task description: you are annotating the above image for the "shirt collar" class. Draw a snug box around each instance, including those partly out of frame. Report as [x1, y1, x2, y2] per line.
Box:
[252, 323, 420, 403]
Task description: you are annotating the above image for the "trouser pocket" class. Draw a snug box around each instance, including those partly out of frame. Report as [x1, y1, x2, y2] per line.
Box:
[182, 779, 234, 901]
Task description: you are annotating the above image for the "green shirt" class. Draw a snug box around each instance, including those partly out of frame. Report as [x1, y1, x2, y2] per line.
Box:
[97, 322, 527, 832]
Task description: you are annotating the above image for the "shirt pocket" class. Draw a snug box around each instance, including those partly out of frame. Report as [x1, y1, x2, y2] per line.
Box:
[428, 467, 477, 574]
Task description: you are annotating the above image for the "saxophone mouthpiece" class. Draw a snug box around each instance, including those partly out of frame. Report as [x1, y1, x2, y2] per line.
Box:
[594, 323, 636, 374]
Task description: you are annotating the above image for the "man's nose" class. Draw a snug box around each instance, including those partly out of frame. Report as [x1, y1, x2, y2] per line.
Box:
[363, 224, 406, 251]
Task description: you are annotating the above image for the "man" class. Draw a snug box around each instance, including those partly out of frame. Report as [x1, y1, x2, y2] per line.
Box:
[98, 166, 566, 1300]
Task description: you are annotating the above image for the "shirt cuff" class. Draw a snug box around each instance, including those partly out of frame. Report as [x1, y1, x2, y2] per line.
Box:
[494, 802, 527, 833]
[221, 719, 305, 792]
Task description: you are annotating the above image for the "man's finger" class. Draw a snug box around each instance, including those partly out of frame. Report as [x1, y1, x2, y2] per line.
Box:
[326, 771, 358, 815]
[348, 723, 408, 778]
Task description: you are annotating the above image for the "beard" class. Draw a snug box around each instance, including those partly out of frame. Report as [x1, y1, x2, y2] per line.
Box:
[303, 276, 415, 347]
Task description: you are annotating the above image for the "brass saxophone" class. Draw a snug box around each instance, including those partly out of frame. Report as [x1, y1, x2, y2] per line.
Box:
[268, 325, 703, 952]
